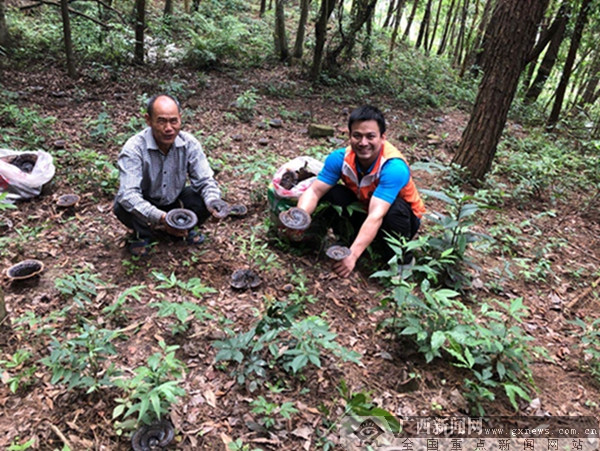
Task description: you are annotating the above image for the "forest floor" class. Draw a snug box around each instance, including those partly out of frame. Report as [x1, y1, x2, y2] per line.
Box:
[1, 62, 600, 450]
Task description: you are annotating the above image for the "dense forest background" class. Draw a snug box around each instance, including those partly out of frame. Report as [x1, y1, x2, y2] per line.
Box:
[1, 0, 600, 450]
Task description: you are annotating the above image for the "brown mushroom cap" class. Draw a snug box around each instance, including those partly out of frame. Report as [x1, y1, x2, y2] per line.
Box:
[165, 208, 198, 230]
[326, 245, 352, 261]
[56, 194, 80, 208]
[7, 259, 44, 280]
[279, 207, 311, 231]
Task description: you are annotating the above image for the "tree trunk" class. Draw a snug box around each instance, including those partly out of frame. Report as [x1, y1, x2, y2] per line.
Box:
[458, 0, 481, 77]
[311, 0, 337, 81]
[60, 0, 76, 77]
[389, 0, 405, 57]
[523, 1, 569, 103]
[293, 0, 310, 58]
[468, 0, 497, 75]
[427, 0, 444, 54]
[163, 0, 173, 18]
[274, 0, 289, 61]
[260, 0, 267, 17]
[402, 0, 420, 41]
[383, 0, 396, 27]
[452, 0, 469, 67]
[134, 0, 145, 64]
[547, 0, 592, 128]
[452, 0, 550, 181]
[578, 52, 600, 108]
[436, 0, 456, 55]
[324, 0, 378, 72]
[415, 0, 433, 50]
[0, 0, 9, 48]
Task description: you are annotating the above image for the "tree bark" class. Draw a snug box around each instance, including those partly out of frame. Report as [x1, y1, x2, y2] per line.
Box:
[293, 0, 310, 58]
[60, 0, 76, 77]
[259, 0, 267, 17]
[163, 0, 173, 18]
[578, 51, 600, 108]
[388, 0, 405, 57]
[468, 0, 496, 75]
[274, 0, 289, 61]
[452, 0, 550, 181]
[415, 0, 433, 50]
[0, 0, 10, 48]
[452, 0, 469, 67]
[427, 0, 444, 54]
[547, 0, 592, 128]
[523, 1, 569, 103]
[383, 0, 396, 27]
[134, 0, 145, 64]
[436, 0, 456, 55]
[311, 0, 337, 81]
[324, 0, 377, 72]
[402, 0, 420, 41]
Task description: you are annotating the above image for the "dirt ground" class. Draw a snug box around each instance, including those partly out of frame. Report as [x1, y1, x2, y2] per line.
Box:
[1, 62, 600, 450]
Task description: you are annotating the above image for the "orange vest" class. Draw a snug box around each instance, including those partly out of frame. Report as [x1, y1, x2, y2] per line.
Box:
[340, 142, 426, 218]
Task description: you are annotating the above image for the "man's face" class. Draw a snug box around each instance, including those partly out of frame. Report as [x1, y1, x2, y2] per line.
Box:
[145, 96, 181, 152]
[349, 119, 386, 168]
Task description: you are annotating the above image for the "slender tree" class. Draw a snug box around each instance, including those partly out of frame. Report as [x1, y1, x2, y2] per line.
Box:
[383, 0, 397, 27]
[427, 0, 444, 54]
[578, 50, 600, 108]
[524, 1, 570, 103]
[402, 0, 420, 41]
[416, 0, 433, 49]
[164, 0, 173, 18]
[324, 0, 378, 72]
[0, 0, 9, 48]
[134, 0, 145, 64]
[275, 0, 289, 61]
[389, 0, 406, 57]
[437, 0, 456, 55]
[311, 0, 337, 80]
[60, 0, 76, 77]
[260, 0, 267, 17]
[547, 0, 593, 127]
[293, 0, 310, 58]
[452, 0, 550, 181]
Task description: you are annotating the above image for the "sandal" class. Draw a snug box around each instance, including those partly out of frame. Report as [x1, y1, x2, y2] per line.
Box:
[186, 230, 205, 246]
[129, 238, 152, 257]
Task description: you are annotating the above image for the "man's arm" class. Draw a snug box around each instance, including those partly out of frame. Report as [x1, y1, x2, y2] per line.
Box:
[186, 134, 222, 208]
[297, 179, 333, 214]
[333, 197, 392, 278]
[116, 146, 165, 225]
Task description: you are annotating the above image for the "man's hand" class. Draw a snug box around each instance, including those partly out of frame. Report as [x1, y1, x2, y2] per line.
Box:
[160, 213, 188, 238]
[207, 199, 229, 219]
[332, 253, 358, 278]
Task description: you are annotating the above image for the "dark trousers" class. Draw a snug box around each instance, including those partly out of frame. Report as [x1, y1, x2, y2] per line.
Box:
[318, 185, 420, 261]
[113, 187, 211, 240]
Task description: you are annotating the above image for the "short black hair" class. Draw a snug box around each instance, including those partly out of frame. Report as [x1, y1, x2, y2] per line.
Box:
[348, 105, 386, 135]
[146, 94, 181, 117]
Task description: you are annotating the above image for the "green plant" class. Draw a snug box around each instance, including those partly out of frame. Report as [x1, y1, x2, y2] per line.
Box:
[0, 103, 56, 147]
[0, 349, 37, 393]
[233, 88, 258, 121]
[213, 308, 360, 390]
[374, 262, 544, 415]
[151, 271, 217, 298]
[40, 323, 121, 393]
[235, 225, 282, 271]
[570, 317, 600, 381]
[55, 269, 105, 308]
[250, 396, 298, 429]
[287, 268, 319, 305]
[227, 438, 263, 451]
[0, 192, 17, 211]
[150, 300, 215, 335]
[7, 437, 35, 451]
[113, 341, 186, 427]
[416, 186, 491, 289]
[102, 285, 146, 321]
[87, 110, 114, 143]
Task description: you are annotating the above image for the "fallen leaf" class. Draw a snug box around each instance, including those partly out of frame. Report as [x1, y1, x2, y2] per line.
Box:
[204, 389, 217, 408]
